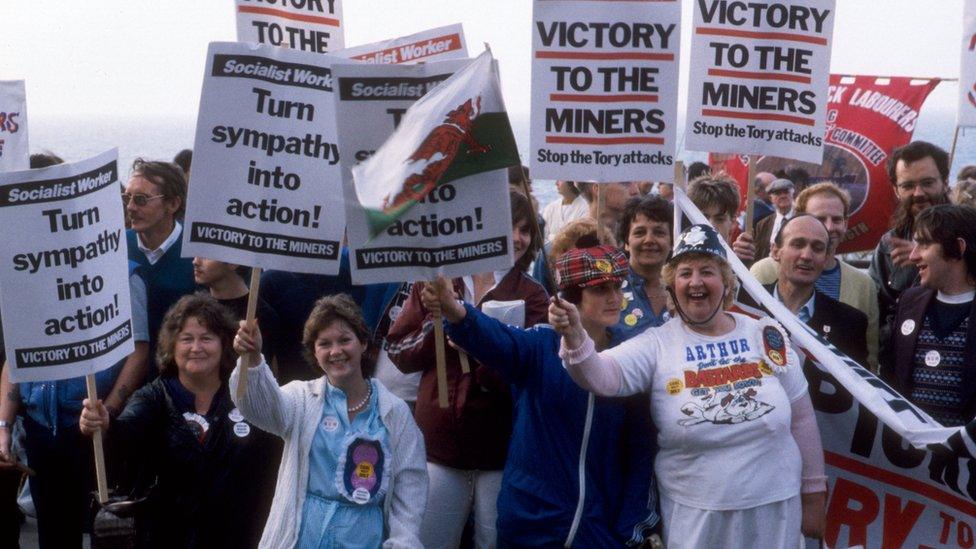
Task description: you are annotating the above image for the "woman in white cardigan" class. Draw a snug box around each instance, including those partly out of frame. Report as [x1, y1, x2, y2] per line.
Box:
[232, 294, 427, 549]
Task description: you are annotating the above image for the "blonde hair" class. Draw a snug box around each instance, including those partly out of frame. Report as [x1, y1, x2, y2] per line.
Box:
[549, 218, 614, 262]
[952, 179, 976, 208]
[795, 181, 851, 217]
[661, 253, 737, 312]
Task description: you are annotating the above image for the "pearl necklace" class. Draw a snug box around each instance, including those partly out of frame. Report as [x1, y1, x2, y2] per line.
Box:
[348, 382, 373, 413]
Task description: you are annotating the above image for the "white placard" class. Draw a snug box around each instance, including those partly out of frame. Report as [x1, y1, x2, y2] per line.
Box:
[183, 42, 344, 275]
[335, 24, 468, 64]
[0, 150, 134, 383]
[235, 0, 344, 53]
[0, 81, 28, 172]
[333, 60, 514, 284]
[960, 1, 976, 127]
[685, 0, 835, 164]
[530, 0, 681, 182]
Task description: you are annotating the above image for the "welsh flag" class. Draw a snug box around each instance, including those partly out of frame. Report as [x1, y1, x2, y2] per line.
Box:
[352, 49, 520, 238]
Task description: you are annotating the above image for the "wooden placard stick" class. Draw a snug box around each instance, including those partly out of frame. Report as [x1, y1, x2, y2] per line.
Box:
[949, 125, 962, 172]
[235, 267, 263, 402]
[431, 290, 450, 408]
[85, 374, 109, 504]
[743, 155, 758, 236]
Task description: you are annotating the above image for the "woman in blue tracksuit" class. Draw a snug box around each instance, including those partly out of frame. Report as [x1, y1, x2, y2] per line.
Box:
[422, 235, 661, 547]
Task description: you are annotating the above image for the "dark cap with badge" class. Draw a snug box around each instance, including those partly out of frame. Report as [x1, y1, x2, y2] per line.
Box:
[668, 224, 727, 266]
[555, 245, 629, 291]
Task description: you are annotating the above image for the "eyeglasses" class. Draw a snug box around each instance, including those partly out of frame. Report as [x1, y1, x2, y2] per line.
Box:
[896, 179, 941, 193]
[122, 193, 165, 207]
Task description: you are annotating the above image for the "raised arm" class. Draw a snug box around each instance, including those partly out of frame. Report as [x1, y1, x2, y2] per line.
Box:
[231, 321, 299, 437]
[549, 297, 624, 396]
[422, 277, 539, 385]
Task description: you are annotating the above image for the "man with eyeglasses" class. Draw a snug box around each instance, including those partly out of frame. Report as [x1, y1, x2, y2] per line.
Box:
[870, 141, 951, 357]
[124, 158, 196, 375]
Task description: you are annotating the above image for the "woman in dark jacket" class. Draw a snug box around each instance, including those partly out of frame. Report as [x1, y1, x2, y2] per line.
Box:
[80, 294, 280, 548]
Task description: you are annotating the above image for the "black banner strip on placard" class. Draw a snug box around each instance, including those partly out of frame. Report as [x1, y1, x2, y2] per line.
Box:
[190, 222, 339, 260]
[16, 320, 132, 368]
[0, 161, 117, 208]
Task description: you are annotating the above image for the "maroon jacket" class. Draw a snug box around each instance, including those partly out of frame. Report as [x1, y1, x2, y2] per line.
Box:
[386, 269, 548, 470]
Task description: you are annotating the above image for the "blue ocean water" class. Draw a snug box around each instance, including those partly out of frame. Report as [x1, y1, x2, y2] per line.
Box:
[25, 106, 974, 211]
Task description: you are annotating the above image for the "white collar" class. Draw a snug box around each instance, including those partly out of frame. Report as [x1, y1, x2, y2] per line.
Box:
[137, 221, 182, 265]
[936, 289, 976, 304]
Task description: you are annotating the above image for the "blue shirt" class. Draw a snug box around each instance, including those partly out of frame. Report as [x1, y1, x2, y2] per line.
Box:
[299, 379, 390, 548]
[816, 262, 842, 300]
[610, 268, 670, 341]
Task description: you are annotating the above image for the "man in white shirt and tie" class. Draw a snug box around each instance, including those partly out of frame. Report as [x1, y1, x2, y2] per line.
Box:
[753, 178, 795, 262]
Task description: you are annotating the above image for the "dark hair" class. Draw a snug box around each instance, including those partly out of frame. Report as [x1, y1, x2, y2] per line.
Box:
[688, 161, 711, 180]
[617, 195, 673, 246]
[773, 213, 828, 247]
[173, 149, 193, 174]
[508, 165, 529, 185]
[156, 294, 239, 382]
[914, 204, 976, 279]
[687, 175, 740, 219]
[302, 294, 374, 377]
[30, 152, 64, 169]
[510, 190, 541, 272]
[887, 141, 949, 185]
[130, 158, 188, 219]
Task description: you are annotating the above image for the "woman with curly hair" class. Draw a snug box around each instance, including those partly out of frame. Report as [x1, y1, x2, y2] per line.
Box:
[80, 293, 280, 548]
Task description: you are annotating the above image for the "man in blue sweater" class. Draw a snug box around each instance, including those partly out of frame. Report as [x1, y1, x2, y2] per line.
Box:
[124, 159, 196, 374]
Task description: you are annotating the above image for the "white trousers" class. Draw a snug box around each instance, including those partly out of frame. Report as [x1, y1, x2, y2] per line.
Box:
[660, 493, 801, 549]
[419, 462, 503, 549]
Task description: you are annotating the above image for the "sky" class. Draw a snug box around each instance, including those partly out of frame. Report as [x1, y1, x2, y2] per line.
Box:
[0, 1, 968, 128]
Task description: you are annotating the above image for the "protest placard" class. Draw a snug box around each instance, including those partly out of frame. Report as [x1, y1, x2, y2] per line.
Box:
[340, 52, 518, 284]
[335, 24, 467, 64]
[235, 0, 343, 53]
[712, 76, 940, 253]
[530, 0, 681, 182]
[183, 41, 344, 275]
[685, 0, 836, 164]
[0, 150, 133, 383]
[960, 1, 976, 128]
[0, 81, 28, 172]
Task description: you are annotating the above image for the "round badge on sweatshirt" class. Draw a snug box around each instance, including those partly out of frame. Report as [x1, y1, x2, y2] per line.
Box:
[323, 416, 340, 432]
[901, 319, 916, 336]
[352, 488, 370, 505]
[233, 422, 251, 438]
[924, 350, 941, 367]
[228, 408, 244, 423]
[624, 314, 638, 326]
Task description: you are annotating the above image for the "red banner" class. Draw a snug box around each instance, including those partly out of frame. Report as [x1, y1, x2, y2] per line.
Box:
[711, 76, 940, 253]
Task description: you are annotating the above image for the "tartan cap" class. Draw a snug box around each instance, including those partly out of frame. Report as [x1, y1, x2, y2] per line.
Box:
[555, 245, 629, 291]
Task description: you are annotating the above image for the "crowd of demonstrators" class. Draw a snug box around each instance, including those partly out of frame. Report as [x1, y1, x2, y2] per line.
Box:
[232, 294, 427, 548]
[750, 182, 880, 370]
[385, 191, 548, 549]
[81, 294, 279, 547]
[552, 224, 827, 548]
[5, 135, 976, 548]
